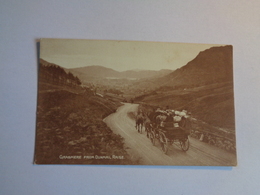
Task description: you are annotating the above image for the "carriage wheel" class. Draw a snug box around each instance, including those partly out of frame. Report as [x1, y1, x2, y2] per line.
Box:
[159, 132, 168, 154]
[180, 137, 189, 151]
[150, 131, 156, 146]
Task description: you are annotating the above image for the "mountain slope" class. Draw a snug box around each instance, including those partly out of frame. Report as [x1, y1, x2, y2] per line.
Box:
[38, 58, 83, 93]
[160, 45, 233, 87]
[134, 45, 235, 130]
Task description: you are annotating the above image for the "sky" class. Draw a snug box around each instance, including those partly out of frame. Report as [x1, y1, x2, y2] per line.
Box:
[40, 38, 225, 71]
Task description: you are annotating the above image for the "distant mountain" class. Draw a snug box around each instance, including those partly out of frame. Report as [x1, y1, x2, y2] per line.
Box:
[119, 69, 173, 79]
[69, 65, 173, 83]
[159, 45, 233, 88]
[70, 65, 120, 78]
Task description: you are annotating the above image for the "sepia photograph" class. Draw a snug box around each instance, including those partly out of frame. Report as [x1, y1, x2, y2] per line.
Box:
[34, 38, 236, 166]
[4, 0, 260, 194]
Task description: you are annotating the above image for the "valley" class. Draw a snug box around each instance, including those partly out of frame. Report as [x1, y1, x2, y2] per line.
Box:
[35, 44, 236, 165]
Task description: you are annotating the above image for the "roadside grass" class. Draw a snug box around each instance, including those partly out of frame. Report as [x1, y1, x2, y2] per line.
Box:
[35, 89, 135, 164]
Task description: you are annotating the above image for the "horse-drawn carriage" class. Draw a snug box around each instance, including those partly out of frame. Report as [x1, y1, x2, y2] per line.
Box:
[147, 122, 190, 154]
[135, 109, 191, 154]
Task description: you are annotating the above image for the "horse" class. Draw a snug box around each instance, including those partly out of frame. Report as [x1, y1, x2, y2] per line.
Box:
[135, 115, 144, 133]
[143, 117, 152, 138]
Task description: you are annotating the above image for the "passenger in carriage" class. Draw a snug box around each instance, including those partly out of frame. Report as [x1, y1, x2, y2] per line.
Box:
[148, 108, 157, 121]
[165, 110, 173, 122]
[179, 115, 186, 128]
[160, 110, 173, 128]
[156, 112, 163, 128]
[173, 111, 182, 127]
[179, 112, 192, 133]
[176, 111, 185, 126]
[150, 108, 162, 127]
[184, 112, 192, 129]
[151, 107, 179, 128]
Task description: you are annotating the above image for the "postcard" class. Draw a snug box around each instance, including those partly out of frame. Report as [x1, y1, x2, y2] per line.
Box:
[34, 38, 236, 166]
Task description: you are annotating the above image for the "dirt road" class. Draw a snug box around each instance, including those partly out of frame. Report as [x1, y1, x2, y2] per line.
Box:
[104, 103, 237, 166]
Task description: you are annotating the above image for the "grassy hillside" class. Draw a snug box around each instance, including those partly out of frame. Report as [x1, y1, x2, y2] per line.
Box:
[135, 82, 236, 153]
[129, 45, 233, 94]
[34, 89, 134, 164]
[134, 45, 235, 130]
[36, 59, 134, 164]
[135, 82, 235, 130]
[161, 45, 233, 87]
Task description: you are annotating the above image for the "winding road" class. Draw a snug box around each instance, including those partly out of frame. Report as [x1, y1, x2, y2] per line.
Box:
[104, 103, 237, 166]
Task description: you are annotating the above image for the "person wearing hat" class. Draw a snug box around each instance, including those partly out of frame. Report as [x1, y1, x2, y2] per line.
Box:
[155, 107, 162, 112]
[148, 108, 161, 128]
[156, 112, 163, 126]
[180, 112, 192, 134]
[162, 110, 174, 128]
[165, 110, 173, 122]
[185, 112, 192, 130]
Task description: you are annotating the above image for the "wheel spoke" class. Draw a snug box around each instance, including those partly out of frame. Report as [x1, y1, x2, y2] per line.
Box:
[159, 132, 168, 154]
[180, 137, 189, 151]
